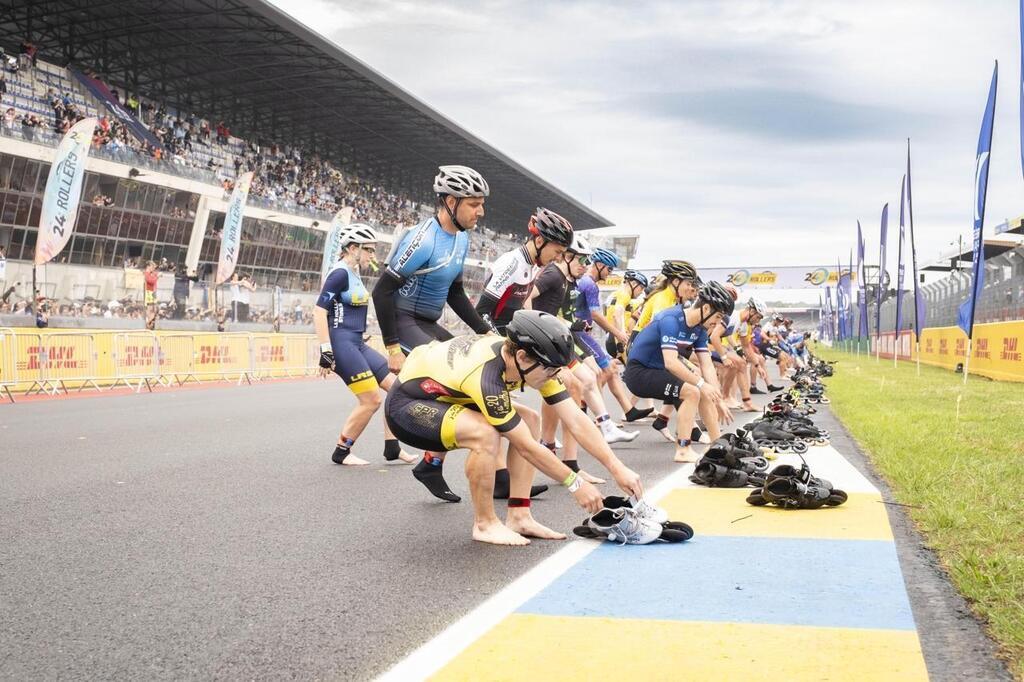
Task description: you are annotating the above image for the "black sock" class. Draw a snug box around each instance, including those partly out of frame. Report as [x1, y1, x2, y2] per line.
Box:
[563, 459, 580, 472]
[331, 445, 350, 464]
[382, 439, 402, 461]
[412, 458, 460, 503]
[691, 426, 703, 442]
[624, 406, 654, 421]
[493, 468, 550, 499]
[652, 415, 669, 431]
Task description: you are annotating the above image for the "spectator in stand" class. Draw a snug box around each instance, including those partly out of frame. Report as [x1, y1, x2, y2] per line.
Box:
[3, 107, 15, 131]
[0, 74, 6, 105]
[144, 260, 159, 330]
[229, 272, 256, 322]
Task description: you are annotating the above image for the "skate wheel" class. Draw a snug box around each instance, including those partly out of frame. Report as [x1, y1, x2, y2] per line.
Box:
[791, 441, 809, 454]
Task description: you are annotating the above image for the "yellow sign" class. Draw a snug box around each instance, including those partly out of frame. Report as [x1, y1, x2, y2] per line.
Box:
[875, 321, 1024, 382]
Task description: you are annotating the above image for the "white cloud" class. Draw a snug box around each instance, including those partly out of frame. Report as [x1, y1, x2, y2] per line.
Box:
[269, 0, 1022, 295]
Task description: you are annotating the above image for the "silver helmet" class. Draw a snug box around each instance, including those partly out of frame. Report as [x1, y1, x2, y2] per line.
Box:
[433, 165, 489, 198]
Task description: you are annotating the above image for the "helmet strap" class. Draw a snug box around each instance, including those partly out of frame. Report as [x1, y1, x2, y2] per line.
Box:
[511, 348, 539, 392]
[440, 195, 467, 231]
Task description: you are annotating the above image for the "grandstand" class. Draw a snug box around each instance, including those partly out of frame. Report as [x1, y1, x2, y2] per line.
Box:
[0, 1, 612, 328]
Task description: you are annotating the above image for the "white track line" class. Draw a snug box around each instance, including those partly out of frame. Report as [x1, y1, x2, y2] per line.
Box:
[376, 462, 697, 682]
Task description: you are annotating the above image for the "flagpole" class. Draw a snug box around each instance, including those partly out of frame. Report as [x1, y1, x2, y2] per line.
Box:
[963, 338, 971, 385]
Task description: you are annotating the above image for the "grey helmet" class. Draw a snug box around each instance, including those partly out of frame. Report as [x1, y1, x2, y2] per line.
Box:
[433, 165, 489, 198]
[568, 233, 593, 256]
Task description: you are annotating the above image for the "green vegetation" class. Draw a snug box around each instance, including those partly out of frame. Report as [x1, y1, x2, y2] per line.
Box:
[818, 347, 1024, 679]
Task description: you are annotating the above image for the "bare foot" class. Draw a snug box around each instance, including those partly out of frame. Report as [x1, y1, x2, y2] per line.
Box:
[673, 446, 700, 463]
[580, 469, 606, 484]
[473, 521, 530, 546]
[655, 427, 676, 443]
[725, 399, 742, 410]
[506, 513, 567, 540]
[396, 450, 418, 464]
[342, 455, 370, 466]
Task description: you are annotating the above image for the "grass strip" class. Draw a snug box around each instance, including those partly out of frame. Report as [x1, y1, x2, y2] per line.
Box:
[817, 347, 1024, 679]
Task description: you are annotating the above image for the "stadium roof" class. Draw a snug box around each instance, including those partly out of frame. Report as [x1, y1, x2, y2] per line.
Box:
[0, 0, 613, 231]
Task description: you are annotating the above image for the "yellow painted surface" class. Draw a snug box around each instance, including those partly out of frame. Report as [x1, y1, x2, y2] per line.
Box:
[658, 488, 893, 541]
[432, 614, 928, 682]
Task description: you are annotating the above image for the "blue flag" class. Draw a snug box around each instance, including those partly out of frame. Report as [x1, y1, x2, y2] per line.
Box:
[876, 204, 888, 336]
[824, 286, 833, 340]
[836, 257, 846, 340]
[857, 221, 869, 338]
[907, 139, 926, 339]
[896, 175, 907, 335]
[849, 248, 855, 338]
[958, 62, 998, 339]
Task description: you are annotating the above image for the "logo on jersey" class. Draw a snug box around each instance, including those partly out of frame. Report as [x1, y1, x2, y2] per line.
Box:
[484, 392, 511, 416]
[393, 223, 429, 272]
[419, 379, 451, 396]
[445, 336, 477, 366]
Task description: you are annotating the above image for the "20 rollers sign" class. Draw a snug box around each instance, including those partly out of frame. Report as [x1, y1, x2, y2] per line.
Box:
[664, 266, 859, 289]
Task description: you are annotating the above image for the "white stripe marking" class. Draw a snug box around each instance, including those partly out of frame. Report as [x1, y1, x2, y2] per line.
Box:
[376, 463, 697, 682]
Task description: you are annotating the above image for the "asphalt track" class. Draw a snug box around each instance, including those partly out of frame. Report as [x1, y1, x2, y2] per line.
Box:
[0, 373, 1011, 680]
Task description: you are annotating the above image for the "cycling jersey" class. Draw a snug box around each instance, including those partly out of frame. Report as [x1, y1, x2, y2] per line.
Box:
[627, 305, 709, 370]
[634, 287, 678, 332]
[391, 335, 570, 449]
[605, 288, 638, 318]
[531, 263, 573, 319]
[476, 246, 538, 329]
[572, 274, 602, 325]
[316, 261, 370, 332]
[316, 261, 388, 394]
[386, 216, 469, 322]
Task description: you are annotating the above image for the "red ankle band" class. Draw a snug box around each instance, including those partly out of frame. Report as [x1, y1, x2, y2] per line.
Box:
[507, 498, 531, 508]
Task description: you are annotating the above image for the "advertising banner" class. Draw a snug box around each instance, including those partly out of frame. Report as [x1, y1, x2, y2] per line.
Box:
[34, 117, 99, 265]
[638, 265, 857, 289]
[215, 172, 254, 285]
[70, 68, 163, 149]
[320, 207, 354, 284]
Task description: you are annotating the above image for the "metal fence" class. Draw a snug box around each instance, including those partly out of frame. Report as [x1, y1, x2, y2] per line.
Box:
[866, 247, 1024, 334]
[0, 330, 320, 402]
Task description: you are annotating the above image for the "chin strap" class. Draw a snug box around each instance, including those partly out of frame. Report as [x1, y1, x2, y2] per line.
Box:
[440, 196, 467, 231]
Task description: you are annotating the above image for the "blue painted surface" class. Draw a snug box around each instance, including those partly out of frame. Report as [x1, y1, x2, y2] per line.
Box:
[518, 536, 916, 631]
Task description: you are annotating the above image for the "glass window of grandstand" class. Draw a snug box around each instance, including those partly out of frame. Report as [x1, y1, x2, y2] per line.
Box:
[0, 153, 197, 268]
[198, 213, 328, 292]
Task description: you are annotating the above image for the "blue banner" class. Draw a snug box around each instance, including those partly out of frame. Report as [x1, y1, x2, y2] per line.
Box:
[896, 175, 907, 334]
[836, 257, 846, 340]
[70, 68, 163, 150]
[848, 248, 855, 339]
[824, 286, 833, 340]
[876, 204, 888, 336]
[907, 140, 926, 339]
[958, 62, 998, 339]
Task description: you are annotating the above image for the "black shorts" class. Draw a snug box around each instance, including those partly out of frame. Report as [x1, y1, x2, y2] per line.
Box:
[622, 360, 682, 407]
[384, 382, 465, 452]
[396, 311, 453, 354]
[759, 343, 780, 359]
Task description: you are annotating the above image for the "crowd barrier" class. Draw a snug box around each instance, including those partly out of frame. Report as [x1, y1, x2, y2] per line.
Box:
[0, 328, 326, 402]
[871, 320, 1024, 382]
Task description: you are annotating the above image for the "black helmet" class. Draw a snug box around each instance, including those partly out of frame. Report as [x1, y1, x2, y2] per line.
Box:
[696, 281, 736, 316]
[623, 270, 649, 288]
[529, 208, 574, 247]
[506, 310, 575, 368]
[661, 259, 698, 280]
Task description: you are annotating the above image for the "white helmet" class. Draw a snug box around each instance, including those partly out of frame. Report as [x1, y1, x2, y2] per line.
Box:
[338, 223, 379, 248]
[433, 165, 489, 198]
[747, 297, 767, 316]
[569, 233, 593, 256]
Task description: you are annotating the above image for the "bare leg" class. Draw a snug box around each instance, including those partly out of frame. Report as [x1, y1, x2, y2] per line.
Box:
[505, 403, 565, 540]
[674, 384, 701, 463]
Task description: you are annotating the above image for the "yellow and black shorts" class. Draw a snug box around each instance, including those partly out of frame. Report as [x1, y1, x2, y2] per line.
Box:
[385, 383, 467, 452]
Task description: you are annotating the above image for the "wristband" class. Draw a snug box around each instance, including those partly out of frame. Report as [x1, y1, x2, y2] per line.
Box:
[320, 342, 332, 353]
[695, 378, 705, 389]
[563, 471, 582, 492]
[387, 344, 403, 356]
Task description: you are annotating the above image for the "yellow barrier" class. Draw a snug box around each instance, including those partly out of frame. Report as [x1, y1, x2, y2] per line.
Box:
[0, 328, 322, 397]
[874, 320, 1024, 382]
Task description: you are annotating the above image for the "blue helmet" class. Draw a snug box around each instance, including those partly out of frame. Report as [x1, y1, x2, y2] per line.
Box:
[623, 270, 648, 288]
[591, 248, 619, 268]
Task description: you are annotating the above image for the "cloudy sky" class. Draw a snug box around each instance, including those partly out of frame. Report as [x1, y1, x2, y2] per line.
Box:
[270, 0, 1021, 282]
